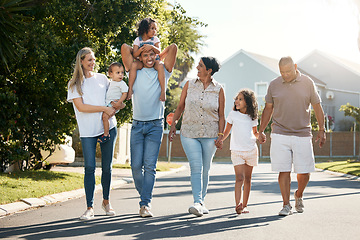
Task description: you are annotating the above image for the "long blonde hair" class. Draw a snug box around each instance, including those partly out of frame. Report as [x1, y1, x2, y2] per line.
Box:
[69, 47, 94, 96]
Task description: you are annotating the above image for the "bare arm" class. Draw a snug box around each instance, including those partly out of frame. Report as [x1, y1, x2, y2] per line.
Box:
[253, 126, 259, 139]
[221, 122, 232, 142]
[132, 45, 142, 58]
[215, 87, 226, 148]
[73, 97, 115, 116]
[312, 102, 326, 148]
[258, 103, 274, 144]
[168, 81, 188, 142]
[111, 92, 127, 111]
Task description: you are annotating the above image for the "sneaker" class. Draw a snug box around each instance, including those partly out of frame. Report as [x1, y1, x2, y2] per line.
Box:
[139, 205, 153, 218]
[188, 203, 203, 217]
[102, 202, 116, 216]
[201, 203, 209, 214]
[79, 208, 94, 221]
[279, 204, 292, 216]
[294, 190, 304, 213]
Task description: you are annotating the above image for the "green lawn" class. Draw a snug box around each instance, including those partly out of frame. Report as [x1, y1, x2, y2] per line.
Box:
[315, 160, 360, 177]
[0, 170, 101, 205]
[0, 162, 182, 205]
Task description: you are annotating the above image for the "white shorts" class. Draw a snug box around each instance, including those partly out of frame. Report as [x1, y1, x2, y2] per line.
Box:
[270, 133, 315, 173]
[231, 146, 258, 167]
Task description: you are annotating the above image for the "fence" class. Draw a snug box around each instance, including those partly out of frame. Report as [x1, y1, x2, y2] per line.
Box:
[159, 131, 360, 159]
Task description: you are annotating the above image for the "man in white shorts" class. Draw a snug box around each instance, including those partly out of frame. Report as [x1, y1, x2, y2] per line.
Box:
[258, 56, 326, 216]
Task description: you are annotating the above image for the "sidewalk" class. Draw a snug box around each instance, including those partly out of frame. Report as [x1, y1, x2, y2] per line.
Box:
[0, 164, 186, 217]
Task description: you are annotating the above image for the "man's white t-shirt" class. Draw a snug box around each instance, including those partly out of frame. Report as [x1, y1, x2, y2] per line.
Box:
[67, 73, 117, 137]
[226, 110, 258, 151]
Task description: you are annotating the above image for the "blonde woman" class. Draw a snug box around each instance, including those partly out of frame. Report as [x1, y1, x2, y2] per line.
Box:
[67, 47, 124, 220]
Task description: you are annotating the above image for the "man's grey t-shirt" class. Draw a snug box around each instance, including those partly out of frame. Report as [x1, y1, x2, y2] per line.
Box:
[265, 71, 321, 137]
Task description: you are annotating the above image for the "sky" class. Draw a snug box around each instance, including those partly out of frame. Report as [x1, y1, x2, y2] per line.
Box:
[173, 0, 360, 78]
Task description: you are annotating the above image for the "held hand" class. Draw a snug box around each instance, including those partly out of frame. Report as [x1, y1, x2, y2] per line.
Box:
[215, 136, 224, 149]
[168, 125, 176, 142]
[111, 101, 126, 111]
[258, 132, 266, 144]
[315, 131, 326, 148]
[143, 44, 153, 51]
[104, 106, 116, 117]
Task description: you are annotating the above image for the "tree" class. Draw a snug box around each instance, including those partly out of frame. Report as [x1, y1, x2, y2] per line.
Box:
[340, 103, 360, 131]
[0, 0, 32, 70]
[0, 0, 206, 171]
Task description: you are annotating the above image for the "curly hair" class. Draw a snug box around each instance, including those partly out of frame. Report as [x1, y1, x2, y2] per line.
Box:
[137, 17, 157, 37]
[233, 88, 258, 120]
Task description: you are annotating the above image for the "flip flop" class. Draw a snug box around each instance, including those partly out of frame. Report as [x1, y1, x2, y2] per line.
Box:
[98, 134, 110, 143]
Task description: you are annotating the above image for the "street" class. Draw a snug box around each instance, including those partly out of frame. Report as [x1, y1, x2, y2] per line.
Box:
[1, 163, 360, 240]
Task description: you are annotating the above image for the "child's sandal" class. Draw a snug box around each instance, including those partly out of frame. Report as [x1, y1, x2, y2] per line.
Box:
[98, 134, 110, 143]
[235, 203, 243, 214]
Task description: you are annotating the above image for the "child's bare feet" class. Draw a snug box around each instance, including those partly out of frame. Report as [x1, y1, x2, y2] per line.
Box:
[160, 91, 166, 101]
[235, 203, 243, 214]
[242, 206, 249, 213]
[127, 89, 133, 100]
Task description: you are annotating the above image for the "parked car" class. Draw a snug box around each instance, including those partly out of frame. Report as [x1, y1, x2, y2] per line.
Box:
[40, 136, 75, 170]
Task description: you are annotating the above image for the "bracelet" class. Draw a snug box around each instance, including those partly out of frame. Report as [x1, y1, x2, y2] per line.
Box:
[218, 133, 224, 136]
[319, 129, 325, 132]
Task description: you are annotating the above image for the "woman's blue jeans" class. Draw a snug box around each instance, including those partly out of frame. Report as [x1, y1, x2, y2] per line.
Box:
[80, 127, 117, 208]
[180, 134, 217, 204]
[130, 119, 163, 207]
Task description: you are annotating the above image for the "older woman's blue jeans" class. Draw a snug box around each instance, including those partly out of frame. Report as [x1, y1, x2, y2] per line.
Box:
[80, 127, 117, 208]
[180, 134, 217, 204]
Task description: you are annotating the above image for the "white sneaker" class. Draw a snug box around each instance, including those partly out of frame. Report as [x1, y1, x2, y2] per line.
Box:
[188, 203, 203, 217]
[279, 204, 292, 216]
[201, 203, 209, 214]
[102, 202, 116, 216]
[294, 190, 304, 213]
[79, 208, 94, 221]
[139, 205, 153, 218]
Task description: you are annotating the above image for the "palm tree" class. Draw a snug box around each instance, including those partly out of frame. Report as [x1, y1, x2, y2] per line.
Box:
[0, 0, 32, 69]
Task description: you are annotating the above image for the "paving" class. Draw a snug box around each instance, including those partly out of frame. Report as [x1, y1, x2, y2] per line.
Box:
[0, 163, 359, 240]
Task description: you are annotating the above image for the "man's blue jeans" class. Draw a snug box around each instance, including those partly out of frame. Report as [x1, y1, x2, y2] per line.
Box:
[130, 119, 163, 207]
[80, 127, 117, 208]
[180, 134, 217, 204]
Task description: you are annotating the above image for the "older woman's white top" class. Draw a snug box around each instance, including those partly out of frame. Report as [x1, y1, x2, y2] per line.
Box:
[181, 78, 222, 138]
[67, 73, 117, 137]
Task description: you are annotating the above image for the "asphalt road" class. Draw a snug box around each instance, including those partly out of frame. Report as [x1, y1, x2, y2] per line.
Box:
[1, 163, 360, 240]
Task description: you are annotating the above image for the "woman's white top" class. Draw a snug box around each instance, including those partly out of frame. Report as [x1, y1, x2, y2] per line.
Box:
[226, 110, 258, 151]
[67, 73, 117, 137]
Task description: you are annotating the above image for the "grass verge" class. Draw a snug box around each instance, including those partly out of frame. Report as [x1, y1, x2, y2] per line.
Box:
[1, 162, 182, 205]
[0, 171, 100, 205]
[315, 160, 360, 177]
[113, 161, 183, 172]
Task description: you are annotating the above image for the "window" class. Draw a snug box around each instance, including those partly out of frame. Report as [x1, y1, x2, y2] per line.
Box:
[255, 82, 268, 97]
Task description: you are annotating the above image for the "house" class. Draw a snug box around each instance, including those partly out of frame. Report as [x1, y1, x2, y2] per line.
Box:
[213, 49, 278, 115]
[213, 49, 360, 131]
[297, 50, 360, 130]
